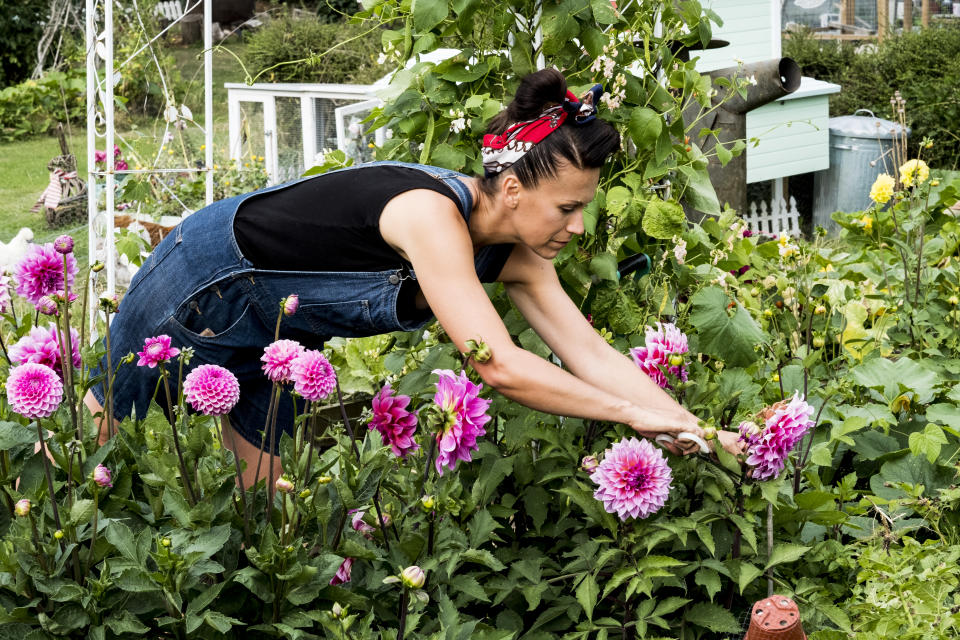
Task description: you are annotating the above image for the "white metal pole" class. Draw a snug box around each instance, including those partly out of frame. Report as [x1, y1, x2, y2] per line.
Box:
[204, 0, 213, 205]
[86, 0, 97, 335]
[105, 0, 115, 296]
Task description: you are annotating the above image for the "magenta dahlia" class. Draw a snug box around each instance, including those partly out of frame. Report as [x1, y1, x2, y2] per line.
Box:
[629, 322, 689, 389]
[6, 362, 63, 419]
[14, 243, 78, 305]
[739, 393, 814, 481]
[431, 369, 491, 476]
[183, 364, 240, 416]
[291, 350, 336, 402]
[9, 324, 81, 379]
[369, 383, 419, 458]
[261, 339, 304, 384]
[136, 335, 180, 368]
[590, 437, 672, 520]
[330, 557, 353, 585]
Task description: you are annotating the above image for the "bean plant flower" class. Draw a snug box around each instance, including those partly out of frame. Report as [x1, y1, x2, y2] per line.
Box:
[330, 557, 353, 585]
[92, 464, 113, 488]
[869, 173, 896, 205]
[368, 383, 419, 458]
[6, 362, 63, 419]
[899, 158, 929, 188]
[629, 322, 689, 389]
[15, 243, 78, 305]
[738, 392, 814, 480]
[136, 335, 180, 368]
[431, 369, 492, 475]
[14, 499, 30, 517]
[291, 350, 336, 402]
[10, 325, 81, 380]
[183, 364, 240, 416]
[590, 437, 672, 520]
[261, 339, 304, 384]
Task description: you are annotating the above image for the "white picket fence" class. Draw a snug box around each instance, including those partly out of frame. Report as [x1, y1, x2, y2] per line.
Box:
[742, 196, 802, 237]
[154, 0, 184, 22]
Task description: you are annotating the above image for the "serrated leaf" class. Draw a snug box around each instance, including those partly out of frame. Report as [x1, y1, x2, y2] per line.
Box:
[729, 513, 757, 553]
[459, 549, 505, 572]
[737, 562, 764, 593]
[765, 544, 809, 570]
[695, 567, 721, 601]
[685, 602, 741, 633]
[576, 573, 599, 620]
[450, 574, 489, 602]
[69, 499, 96, 526]
[653, 596, 690, 617]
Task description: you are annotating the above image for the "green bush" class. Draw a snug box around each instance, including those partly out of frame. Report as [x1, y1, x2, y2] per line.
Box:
[0, 69, 85, 142]
[784, 25, 960, 169]
[242, 12, 384, 84]
[0, 0, 47, 87]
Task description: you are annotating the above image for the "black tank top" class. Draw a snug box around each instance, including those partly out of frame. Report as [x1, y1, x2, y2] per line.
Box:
[233, 164, 514, 320]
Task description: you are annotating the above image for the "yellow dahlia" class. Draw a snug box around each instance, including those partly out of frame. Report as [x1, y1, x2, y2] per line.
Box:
[899, 159, 929, 188]
[869, 173, 895, 204]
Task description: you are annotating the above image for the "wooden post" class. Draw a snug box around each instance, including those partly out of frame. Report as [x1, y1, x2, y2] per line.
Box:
[877, 0, 888, 41]
[841, 0, 856, 28]
[921, 0, 930, 27]
[903, 0, 912, 30]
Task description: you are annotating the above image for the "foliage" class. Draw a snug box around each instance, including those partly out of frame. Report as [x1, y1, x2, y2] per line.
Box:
[0, 0, 47, 87]
[242, 11, 384, 84]
[0, 69, 86, 142]
[783, 24, 960, 169]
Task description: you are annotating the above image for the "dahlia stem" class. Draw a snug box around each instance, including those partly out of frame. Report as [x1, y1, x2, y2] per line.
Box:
[224, 416, 251, 546]
[27, 511, 49, 574]
[35, 421, 62, 531]
[103, 312, 115, 440]
[766, 501, 774, 597]
[85, 491, 100, 574]
[60, 255, 79, 442]
[0, 327, 10, 366]
[264, 387, 282, 525]
[253, 385, 279, 489]
[397, 589, 408, 640]
[160, 367, 197, 506]
[292, 406, 318, 540]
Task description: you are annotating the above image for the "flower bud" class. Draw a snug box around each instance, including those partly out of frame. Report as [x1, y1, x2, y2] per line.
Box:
[99, 294, 119, 313]
[299, 488, 312, 499]
[400, 565, 426, 589]
[161, 537, 171, 547]
[814, 305, 826, 315]
[332, 602, 345, 618]
[668, 354, 684, 367]
[275, 476, 294, 493]
[54, 235, 74, 255]
[282, 294, 299, 316]
[92, 464, 113, 488]
[91, 261, 105, 273]
[317, 475, 332, 485]
[813, 336, 825, 349]
[53, 529, 64, 540]
[36, 296, 58, 316]
[580, 455, 599, 473]
[14, 499, 30, 517]
[465, 338, 492, 363]
[420, 495, 435, 511]
[702, 426, 717, 441]
[950, 295, 959, 306]
[771, 373, 780, 383]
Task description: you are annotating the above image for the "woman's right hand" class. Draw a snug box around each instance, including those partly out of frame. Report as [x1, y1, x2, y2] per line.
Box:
[626, 406, 707, 455]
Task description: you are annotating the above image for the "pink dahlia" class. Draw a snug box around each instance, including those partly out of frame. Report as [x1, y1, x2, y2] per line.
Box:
[590, 437, 672, 520]
[9, 324, 81, 379]
[350, 510, 375, 538]
[260, 339, 304, 384]
[291, 350, 336, 402]
[330, 557, 353, 585]
[0, 275, 11, 313]
[14, 243, 78, 305]
[369, 383, 419, 458]
[432, 369, 491, 476]
[6, 362, 63, 419]
[92, 464, 113, 488]
[629, 322, 689, 389]
[136, 335, 180, 368]
[183, 364, 240, 416]
[739, 393, 814, 481]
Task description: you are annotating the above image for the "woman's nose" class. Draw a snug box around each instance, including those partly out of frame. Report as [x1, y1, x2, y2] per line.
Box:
[566, 212, 585, 236]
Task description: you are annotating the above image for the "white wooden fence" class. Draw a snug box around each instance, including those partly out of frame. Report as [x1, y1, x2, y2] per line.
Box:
[742, 196, 802, 236]
[154, 1, 184, 22]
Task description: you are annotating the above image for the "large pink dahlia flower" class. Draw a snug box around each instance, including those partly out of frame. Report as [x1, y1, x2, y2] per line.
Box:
[739, 393, 814, 481]
[369, 383, 419, 458]
[291, 350, 337, 402]
[590, 437, 672, 520]
[136, 335, 180, 368]
[261, 339, 304, 384]
[9, 324, 81, 379]
[183, 364, 240, 416]
[14, 243, 78, 305]
[6, 362, 64, 419]
[629, 322, 689, 389]
[432, 369, 491, 476]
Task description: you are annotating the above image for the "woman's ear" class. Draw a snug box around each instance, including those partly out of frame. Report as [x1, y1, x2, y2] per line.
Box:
[501, 174, 521, 209]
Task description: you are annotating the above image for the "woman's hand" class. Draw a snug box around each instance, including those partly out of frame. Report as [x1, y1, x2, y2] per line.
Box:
[626, 406, 705, 455]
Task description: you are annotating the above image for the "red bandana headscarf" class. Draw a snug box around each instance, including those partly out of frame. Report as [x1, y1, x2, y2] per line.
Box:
[481, 83, 603, 177]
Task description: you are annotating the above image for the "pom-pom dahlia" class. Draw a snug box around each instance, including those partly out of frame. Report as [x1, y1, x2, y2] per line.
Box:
[261, 339, 304, 384]
[6, 362, 63, 419]
[330, 557, 353, 585]
[183, 364, 240, 416]
[590, 437, 672, 520]
[291, 350, 336, 402]
[136, 335, 180, 368]
[53, 235, 74, 255]
[431, 369, 491, 475]
[369, 383, 419, 458]
[9, 325, 81, 379]
[15, 243, 78, 305]
[739, 392, 814, 481]
[629, 322, 689, 389]
[92, 464, 113, 488]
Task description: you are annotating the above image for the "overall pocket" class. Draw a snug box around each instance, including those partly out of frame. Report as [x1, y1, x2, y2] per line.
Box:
[301, 300, 375, 338]
[167, 278, 260, 344]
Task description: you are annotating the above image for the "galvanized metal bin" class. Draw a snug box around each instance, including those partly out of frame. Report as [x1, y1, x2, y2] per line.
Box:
[813, 110, 908, 233]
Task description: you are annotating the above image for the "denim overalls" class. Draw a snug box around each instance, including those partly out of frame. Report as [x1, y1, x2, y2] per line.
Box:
[92, 161, 509, 451]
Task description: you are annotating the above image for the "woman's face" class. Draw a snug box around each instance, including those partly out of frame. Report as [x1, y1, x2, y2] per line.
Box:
[512, 163, 601, 258]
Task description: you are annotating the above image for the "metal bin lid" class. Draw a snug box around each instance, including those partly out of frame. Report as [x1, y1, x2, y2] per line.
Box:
[829, 109, 908, 140]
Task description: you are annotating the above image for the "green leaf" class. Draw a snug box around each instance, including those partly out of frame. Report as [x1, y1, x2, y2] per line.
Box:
[909, 423, 947, 463]
[689, 287, 765, 367]
[765, 544, 809, 570]
[469, 510, 501, 548]
[629, 108, 662, 148]
[589, 0, 619, 24]
[459, 549, 506, 572]
[186, 582, 226, 618]
[0, 421, 37, 449]
[104, 610, 149, 634]
[413, 0, 448, 32]
[695, 567, 721, 601]
[653, 597, 690, 617]
[431, 143, 466, 170]
[676, 165, 720, 215]
[715, 141, 732, 166]
[642, 198, 685, 240]
[685, 602, 741, 633]
[576, 573, 600, 621]
[737, 562, 764, 594]
[589, 254, 618, 282]
[450, 574, 489, 602]
[104, 520, 139, 562]
[69, 499, 96, 526]
[605, 185, 632, 218]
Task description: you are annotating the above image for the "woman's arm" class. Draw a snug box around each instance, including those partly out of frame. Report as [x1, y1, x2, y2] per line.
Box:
[379, 191, 704, 439]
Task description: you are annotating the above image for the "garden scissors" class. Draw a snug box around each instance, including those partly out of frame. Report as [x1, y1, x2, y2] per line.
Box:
[654, 432, 711, 454]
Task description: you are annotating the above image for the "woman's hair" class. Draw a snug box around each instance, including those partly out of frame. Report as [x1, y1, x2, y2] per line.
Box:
[479, 68, 620, 197]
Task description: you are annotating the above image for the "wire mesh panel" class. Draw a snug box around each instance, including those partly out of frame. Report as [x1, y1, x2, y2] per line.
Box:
[782, 0, 877, 30]
[238, 101, 266, 161]
[314, 98, 356, 162]
[335, 99, 382, 164]
[275, 96, 304, 182]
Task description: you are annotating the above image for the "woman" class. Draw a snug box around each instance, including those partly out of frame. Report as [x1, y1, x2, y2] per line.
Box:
[86, 69, 744, 486]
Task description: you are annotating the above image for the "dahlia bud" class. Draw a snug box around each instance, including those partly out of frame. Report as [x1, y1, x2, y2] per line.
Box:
[53, 529, 64, 540]
[14, 499, 30, 517]
[814, 305, 827, 315]
[580, 455, 599, 472]
[702, 426, 717, 441]
[91, 261, 105, 273]
[763, 309, 773, 318]
[54, 235, 74, 255]
[400, 565, 426, 589]
[332, 602, 345, 619]
[92, 464, 113, 488]
[160, 537, 171, 547]
[282, 294, 299, 316]
[299, 488, 312, 499]
[317, 475, 332, 485]
[37, 296, 58, 316]
[464, 338, 492, 363]
[812, 336, 825, 349]
[950, 295, 959, 306]
[99, 294, 120, 313]
[275, 476, 294, 493]
[771, 373, 780, 383]
[668, 354, 684, 367]
[420, 495, 435, 511]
